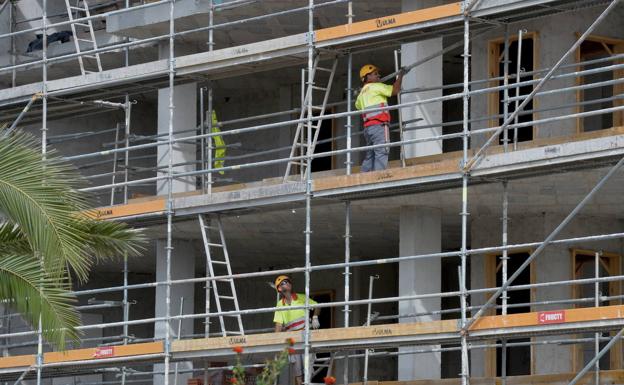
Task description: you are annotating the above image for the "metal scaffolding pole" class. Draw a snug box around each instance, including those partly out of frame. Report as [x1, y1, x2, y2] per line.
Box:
[460, 3, 471, 385]
[594, 251, 601, 385]
[343, 6, 353, 384]
[164, 2, 176, 385]
[469, 153, 624, 327]
[568, 326, 624, 385]
[303, 1, 314, 384]
[207, 0, 215, 195]
[500, 24, 510, 385]
[464, 0, 622, 172]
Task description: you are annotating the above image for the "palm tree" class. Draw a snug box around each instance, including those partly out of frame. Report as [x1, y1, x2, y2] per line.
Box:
[0, 132, 144, 349]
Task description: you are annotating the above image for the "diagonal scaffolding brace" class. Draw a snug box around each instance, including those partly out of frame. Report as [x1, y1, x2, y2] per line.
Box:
[468, 153, 624, 328]
[463, 0, 622, 172]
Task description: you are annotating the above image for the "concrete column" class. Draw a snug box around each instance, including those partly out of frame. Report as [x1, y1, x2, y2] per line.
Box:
[398, 206, 441, 380]
[154, 240, 196, 385]
[400, 0, 444, 158]
[157, 82, 197, 195]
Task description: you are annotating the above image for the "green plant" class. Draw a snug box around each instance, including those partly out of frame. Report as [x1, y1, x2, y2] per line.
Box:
[0, 132, 144, 349]
[230, 339, 295, 385]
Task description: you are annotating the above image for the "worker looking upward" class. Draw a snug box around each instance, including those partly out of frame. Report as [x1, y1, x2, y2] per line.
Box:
[273, 275, 320, 385]
[355, 64, 403, 172]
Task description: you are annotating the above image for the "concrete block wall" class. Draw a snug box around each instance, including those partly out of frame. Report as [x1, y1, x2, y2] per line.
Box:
[470, 212, 624, 376]
[470, 6, 624, 149]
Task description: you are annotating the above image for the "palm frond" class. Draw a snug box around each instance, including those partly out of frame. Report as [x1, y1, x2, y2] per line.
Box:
[0, 254, 80, 349]
[0, 222, 30, 255]
[77, 219, 145, 262]
[0, 133, 97, 280]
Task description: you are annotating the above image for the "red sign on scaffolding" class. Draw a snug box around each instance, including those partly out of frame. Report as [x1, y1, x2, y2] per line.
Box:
[93, 346, 115, 358]
[538, 310, 566, 324]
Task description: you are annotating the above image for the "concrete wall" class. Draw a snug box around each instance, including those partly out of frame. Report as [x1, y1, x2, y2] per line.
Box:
[470, 212, 624, 376]
[470, 6, 624, 149]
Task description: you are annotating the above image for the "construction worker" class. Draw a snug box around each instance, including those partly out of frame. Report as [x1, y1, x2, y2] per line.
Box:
[209, 110, 226, 175]
[355, 64, 403, 172]
[273, 275, 320, 385]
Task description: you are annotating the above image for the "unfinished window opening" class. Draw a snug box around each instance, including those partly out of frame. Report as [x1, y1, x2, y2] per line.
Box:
[572, 249, 622, 371]
[297, 111, 336, 174]
[486, 252, 533, 377]
[440, 256, 468, 378]
[488, 34, 537, 145]
[577, 37, 624, 132]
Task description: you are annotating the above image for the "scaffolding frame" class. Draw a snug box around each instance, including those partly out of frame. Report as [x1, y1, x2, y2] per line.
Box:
[1, 1, 624, 385]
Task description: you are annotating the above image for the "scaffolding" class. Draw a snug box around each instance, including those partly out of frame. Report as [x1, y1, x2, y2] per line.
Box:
[0, 0, 624, 385]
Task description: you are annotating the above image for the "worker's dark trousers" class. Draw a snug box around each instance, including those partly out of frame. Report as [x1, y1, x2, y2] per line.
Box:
[361, 123, 389, 172]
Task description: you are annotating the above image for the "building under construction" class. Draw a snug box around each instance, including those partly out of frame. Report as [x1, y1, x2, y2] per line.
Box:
[1, 0, 624, 384]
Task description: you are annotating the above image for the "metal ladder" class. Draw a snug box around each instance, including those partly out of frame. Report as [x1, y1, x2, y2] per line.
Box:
[311, 352, 335, 380]
[64, 0, 103, 75]
[198, 214, 245, 337]
[283, 55, 338, 181]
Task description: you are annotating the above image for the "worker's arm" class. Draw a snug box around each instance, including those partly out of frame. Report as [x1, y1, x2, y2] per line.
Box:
[391, 73, 403, 96]
[275, 323, 283, 332]
[313, 307, 320, 317]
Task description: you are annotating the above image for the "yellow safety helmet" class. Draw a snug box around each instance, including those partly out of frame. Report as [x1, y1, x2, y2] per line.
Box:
[359, 64, 379, 82]
[274, 275, 292, 291]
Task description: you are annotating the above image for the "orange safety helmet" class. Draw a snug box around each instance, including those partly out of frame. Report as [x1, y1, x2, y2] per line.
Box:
[359, 64, 379, 82]
[274, 275, 292, 292]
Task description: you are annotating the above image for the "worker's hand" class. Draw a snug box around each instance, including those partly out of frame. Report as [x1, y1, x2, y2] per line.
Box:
[312, 316, 320, 329]
[399, 66, 409, 76]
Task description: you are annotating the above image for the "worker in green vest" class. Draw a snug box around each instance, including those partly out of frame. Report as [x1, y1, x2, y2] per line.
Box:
[209, 110, 225, 175]
[273, 275, 321, 385]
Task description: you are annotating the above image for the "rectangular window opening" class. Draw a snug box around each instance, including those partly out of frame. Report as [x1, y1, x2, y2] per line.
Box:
[494, 38, 535, 144]
[578, 38, 624, 132]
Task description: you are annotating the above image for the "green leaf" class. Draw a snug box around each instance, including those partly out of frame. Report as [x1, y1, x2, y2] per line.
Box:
[0, 254, 80, 349]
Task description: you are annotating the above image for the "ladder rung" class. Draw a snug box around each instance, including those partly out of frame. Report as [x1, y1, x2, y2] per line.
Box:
[310, 105, 323, 110]
[84, 55, 99, 59]
[218, 295, 235, 300]
[316, 67, 334, 73]
[202, 225, 219, 230]
[77, 38, 94, 43]
[211, 260, 228, 265]
[69, 6, 87, 10]
[225, 331, 244, 335]
[74, 22, 90, 27]
[216, 278, 233, 283]
[206, 242, 224, 248]
[311, 86, 327, 91]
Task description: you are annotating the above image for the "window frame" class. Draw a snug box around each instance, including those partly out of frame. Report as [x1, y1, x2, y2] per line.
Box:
[571, 248, 622, 371]
[484, 249, 536, 376]
[487, 32, 540, 144]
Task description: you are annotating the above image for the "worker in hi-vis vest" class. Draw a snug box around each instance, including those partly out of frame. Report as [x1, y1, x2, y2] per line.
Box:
[209, 110, 226, 175]
[355, 64, 403, 172]
[273, 275, 320, 385]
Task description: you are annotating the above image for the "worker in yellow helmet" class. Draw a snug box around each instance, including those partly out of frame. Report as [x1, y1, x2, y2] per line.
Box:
[209, 110, 225, 175]
[273, 275, 320, 385]
[355, 64, 403, 172]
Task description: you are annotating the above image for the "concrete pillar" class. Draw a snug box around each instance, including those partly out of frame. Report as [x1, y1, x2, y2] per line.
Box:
[400, 0, 444, 158]
[154, 240, 196, 385]
[157, 82, 197, 195]
[398, 206, 442, 380]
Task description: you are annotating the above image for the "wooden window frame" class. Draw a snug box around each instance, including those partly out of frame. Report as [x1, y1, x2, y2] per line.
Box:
[484, 249, 536, 377]
[575, 34, 624, 133]
[488, 32, 539, 143]
[571, 248, 622, 371]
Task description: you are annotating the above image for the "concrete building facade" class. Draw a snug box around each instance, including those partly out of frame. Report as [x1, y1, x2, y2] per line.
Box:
[0, 1, 624, 385]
